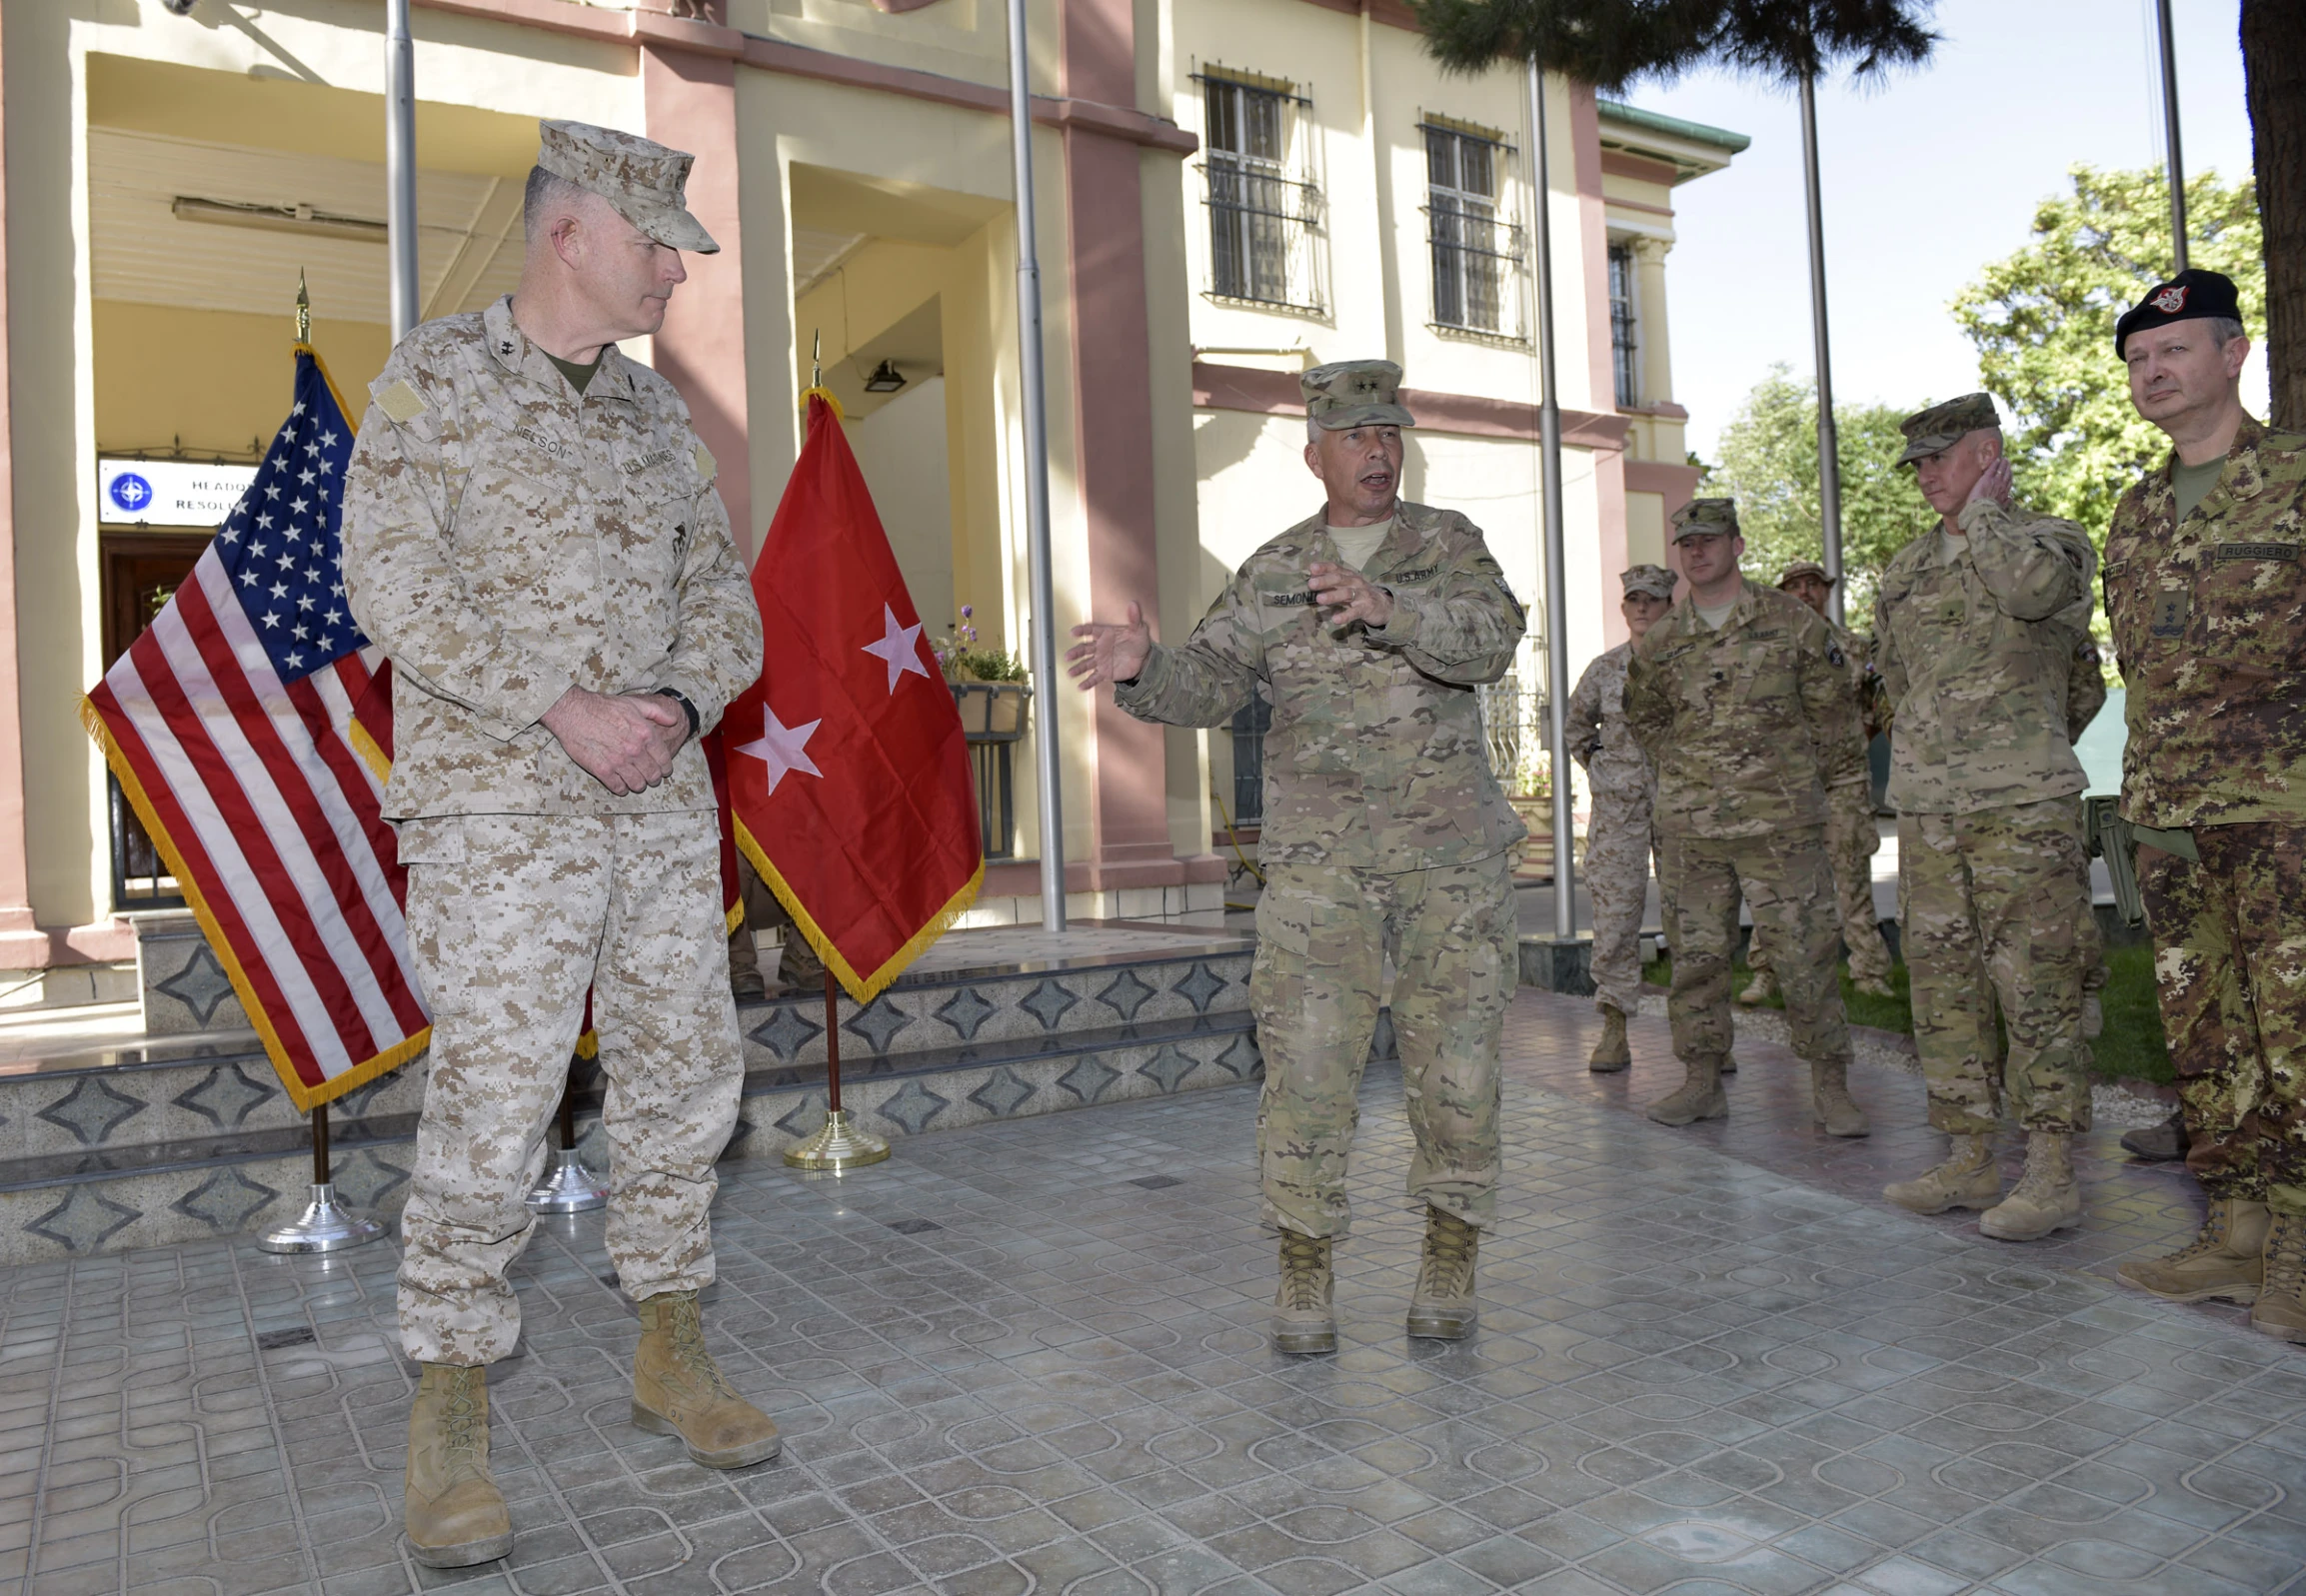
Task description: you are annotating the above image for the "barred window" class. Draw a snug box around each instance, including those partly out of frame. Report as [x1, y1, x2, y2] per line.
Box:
[1424, 121, 1525, 340]
[1198, 71, 1325, 313]
[1608, 241, 1640, 407]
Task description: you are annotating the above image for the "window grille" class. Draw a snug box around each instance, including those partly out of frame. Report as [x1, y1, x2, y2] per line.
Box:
[1197, 71, 1326, 313]
[1423, 121, 1526, 340]
[1609, 241, 1640, 407]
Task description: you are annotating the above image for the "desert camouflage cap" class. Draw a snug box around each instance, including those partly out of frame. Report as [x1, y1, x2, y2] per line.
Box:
[1301, 360, 1416, 430]
[1620, 564, 1676, 600]
[538, 120, 719, 255]
[1776, 560, 1833, 588]
[1669, 497, 1740, 542]
[1897, 393, 1999, 464]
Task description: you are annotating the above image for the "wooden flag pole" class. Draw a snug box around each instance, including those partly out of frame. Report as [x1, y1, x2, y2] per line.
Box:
[260, 1100, 386, 1253]
[782, 967, 890, 1170]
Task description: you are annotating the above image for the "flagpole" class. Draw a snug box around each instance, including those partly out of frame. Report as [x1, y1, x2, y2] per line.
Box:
[784, 969, 892, 1170]
[1006, 0, 1067, 932]
[1799, 69, 1844, 627]
[2156, 0, 2188, 272]
[385, 0, 420, 341]
[527, 1077, 609, 1212]
[1525, 59, 1575, 943]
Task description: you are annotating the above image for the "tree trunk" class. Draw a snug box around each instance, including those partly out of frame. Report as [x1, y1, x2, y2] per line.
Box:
[2243, 0, 2306, 430]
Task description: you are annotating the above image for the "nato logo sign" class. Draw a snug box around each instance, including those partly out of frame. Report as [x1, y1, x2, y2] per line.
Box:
[97, 459, 260, 527]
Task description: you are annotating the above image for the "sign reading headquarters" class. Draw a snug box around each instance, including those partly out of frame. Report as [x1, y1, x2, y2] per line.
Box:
[98, 458, 261, 527]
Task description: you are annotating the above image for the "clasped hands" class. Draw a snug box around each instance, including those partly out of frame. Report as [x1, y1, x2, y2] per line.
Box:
[1066, 564, 1393, 691]
[542, 686, 689, 796]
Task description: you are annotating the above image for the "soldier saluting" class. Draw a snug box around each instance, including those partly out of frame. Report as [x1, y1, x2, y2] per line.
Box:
[1068, 361, 1526, 1355]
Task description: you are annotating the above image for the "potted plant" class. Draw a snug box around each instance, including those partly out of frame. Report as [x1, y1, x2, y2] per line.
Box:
[935, 606, 1032, 739]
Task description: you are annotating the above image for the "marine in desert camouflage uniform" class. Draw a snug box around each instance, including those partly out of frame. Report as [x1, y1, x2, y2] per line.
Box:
[1566, 565, 1675, 1072]
[1625, 499, 1873, 1138]
[2095, 271, 2306, 1343]
[1743, 560, 1895, 1003]
[343, 121, 778, 1569]
[1869, 393, 2098, 1243]
[1068, 361, 1525, 1356]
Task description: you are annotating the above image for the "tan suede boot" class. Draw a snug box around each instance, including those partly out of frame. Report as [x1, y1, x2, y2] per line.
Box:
[1979, 1131, 2082, 1240]
[1853, 975, 1896, 1000]
[1589, 1005, 1631, 1072]
[1811, 1058, 1870, 1137]
[2250, 1211, 2306, 1344]
[1737, 970, 1775, 1006]
[1271, 1231, 1336, 1355]
[633, 1292, 782, 1467]
[404, 1363, 513, 1569]
[1647, 1057, 1727, 1126]
[2117, 1197, 2270, 1303]
[1406, 1206, 1479, 1339]
[1884, 1134, 2001, 1214]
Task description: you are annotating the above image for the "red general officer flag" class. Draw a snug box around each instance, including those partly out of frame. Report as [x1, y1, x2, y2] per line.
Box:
[725, 392, 981, 999]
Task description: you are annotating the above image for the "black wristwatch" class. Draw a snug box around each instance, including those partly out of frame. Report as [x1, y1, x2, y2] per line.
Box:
[653, 687, 701, 742]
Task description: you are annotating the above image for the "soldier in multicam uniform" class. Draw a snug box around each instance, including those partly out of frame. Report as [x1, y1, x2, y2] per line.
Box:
[1624, 499, 1873, 1137]
[2097, 270, 2306, 1342]
[1869, 394, 2099, 1242]
[1741, 560, 1895, 1004]
[1566, 565, 1676, 1072]
[1067, 361, 1526, 1356]
[342, 122, 778, 1569]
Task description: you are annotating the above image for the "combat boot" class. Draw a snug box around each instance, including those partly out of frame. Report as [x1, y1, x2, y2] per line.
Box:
[1979, 1131, 2082, 1240]
[2251, 1211, 2306, 1344]
[1406, 1206, 1479, 1339]
[1271, 1230, 1336, 1355]
[2120, 1108, 2189, 1162]
[633, 1291, 782, 1467]
[404, 1363, 513, 1569]
[1737, 970, 1776, 1006]
[1883, 1134, 2000, 1214]
[1810, 1058, 1870, 1137]
[1589, 1005, 1630, 1072]
[2117, 1196, 2270, 1303]
[1647, 1057, 1726, 1125]
[1853, 974, 1896, 1000]
[1718, 1052, 1737, 1075]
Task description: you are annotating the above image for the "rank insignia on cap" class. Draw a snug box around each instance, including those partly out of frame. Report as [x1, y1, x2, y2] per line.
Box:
[2151, 285, 2188, 313]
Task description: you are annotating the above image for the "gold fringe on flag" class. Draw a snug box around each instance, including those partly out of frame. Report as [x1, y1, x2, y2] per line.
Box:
[731, 815, 982, 1006]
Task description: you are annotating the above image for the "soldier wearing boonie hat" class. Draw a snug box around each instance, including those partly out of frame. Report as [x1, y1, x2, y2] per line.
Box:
[1872, 389, 2099, 1244]
[1567, 564, 1680, 1069]
[1625, 493, 1871, 1137]
[342, 118, 774, 1569]
[1742, 562, 1895, 1009]
[1068, 355, 1526, 1357]
[2100, 271, 2306, 1340]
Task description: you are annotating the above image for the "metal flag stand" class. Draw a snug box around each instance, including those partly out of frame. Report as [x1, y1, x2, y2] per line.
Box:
[527, 1077, 609, 1212]
[783, 969, 890, 1171]
[261, 1100, 388, 1253]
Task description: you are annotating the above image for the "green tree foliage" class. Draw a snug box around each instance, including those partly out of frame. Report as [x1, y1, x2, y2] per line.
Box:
[1951, 165, 2264, 540]
[1415, 0, 1935, 91]
[1699, 365, 1931, 622]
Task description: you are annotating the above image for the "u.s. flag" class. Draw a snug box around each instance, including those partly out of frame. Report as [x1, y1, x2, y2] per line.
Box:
[83, 346, 429, 1110]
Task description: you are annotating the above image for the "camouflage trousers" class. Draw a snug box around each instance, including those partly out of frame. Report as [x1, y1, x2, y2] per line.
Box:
[1898, 798, 2093, 1136]
[2138, 822, 2306, 1210]
[1660, 826, 1851, 1069]
[1747, 784, 1891, 985]
[396, 811, 746, 1365]
[1584, 789, 1658, 1018]
[1251, 852, 1515, 1238]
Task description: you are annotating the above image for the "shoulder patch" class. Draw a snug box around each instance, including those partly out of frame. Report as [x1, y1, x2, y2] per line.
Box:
[692, 441, 716, 480]
[375, 380, 426, 425]
[1492, 575, 1521, 606]
[1826, 643, 1845, 668]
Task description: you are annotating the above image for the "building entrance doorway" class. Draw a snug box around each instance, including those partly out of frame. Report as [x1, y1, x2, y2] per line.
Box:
[98, 530, 210, 909]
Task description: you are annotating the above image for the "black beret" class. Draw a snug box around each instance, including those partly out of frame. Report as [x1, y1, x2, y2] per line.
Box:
[2115, 269, 2243, 358]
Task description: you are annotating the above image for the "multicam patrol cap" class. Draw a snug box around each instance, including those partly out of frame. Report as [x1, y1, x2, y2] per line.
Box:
[2114, 268, 2244, 357]
[1897, 393, 1999, 464]
[1776, 560, 1833, 589]
[1300, 360, 1416, 430]
[1669, 497, 1739, 543]
[1620, 564, 1676, 600]
[538, 120, 719, 254]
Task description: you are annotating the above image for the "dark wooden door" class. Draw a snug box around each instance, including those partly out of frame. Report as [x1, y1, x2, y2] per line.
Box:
[99, 531, 209, 905]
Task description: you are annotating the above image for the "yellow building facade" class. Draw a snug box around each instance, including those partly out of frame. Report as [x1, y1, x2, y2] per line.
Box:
[0, 0, 1739, 975]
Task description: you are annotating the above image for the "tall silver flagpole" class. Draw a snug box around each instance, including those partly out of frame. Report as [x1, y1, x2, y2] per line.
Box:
[2155, 0, 2188, 272]
[1798, 70, 1843, 626]
[1006, 0, 1066, 930]
[385, 0, 419, 340]
[1525, 59, 1574, 940]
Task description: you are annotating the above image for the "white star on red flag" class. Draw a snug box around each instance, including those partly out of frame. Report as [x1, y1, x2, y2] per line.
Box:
[860, 604, 931, 695]
[735, 707, 823, 795]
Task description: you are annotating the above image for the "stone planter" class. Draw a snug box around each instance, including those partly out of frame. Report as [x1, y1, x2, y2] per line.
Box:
[951, 681, 1031, 740]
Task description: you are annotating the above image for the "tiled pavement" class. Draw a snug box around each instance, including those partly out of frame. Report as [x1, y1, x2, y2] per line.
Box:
[6, 992, 2305, 1596]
